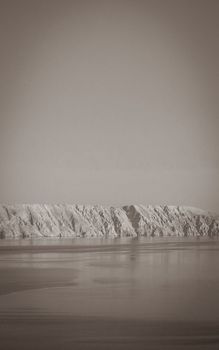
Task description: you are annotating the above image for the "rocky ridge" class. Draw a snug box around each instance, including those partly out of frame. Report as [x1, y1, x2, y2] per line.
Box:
[0, 204, 218, 239]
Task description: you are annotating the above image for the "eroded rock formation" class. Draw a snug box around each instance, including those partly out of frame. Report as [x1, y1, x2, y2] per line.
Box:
[0, 204, 218, 239]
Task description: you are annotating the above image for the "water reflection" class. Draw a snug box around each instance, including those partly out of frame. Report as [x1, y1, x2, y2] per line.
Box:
[0, 238, 219, 349]
[0, 238, 218, 319]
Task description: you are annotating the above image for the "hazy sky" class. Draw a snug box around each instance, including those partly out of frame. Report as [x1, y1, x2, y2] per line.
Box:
[0, 0, 218, 212]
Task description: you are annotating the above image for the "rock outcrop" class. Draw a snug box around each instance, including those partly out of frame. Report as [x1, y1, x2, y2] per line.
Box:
[0, 204, 218, 239]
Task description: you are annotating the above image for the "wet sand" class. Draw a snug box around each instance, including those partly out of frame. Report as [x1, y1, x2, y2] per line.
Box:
[1, 316, 219, 350]
[0, 238, 219, 349]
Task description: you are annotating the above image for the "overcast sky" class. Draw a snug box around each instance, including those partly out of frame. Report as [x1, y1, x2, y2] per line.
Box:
[0, 0, 218, 212]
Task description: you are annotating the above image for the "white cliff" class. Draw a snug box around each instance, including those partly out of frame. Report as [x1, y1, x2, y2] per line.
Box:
[0, 204, 218, 239]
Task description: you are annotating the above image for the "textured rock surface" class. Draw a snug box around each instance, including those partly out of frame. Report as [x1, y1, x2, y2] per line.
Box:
[0, 204, 218, 239]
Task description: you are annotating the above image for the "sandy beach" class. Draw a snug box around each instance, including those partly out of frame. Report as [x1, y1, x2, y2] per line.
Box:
[0, 238, 219, 349]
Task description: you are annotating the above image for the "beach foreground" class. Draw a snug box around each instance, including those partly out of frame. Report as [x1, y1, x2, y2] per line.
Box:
[0, 238, 219, 349]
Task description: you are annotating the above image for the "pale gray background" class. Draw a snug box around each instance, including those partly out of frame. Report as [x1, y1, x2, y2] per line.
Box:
[0, 0, 218, 212]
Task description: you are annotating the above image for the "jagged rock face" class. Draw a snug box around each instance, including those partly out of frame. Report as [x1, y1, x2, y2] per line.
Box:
[0, 205, 218, 239]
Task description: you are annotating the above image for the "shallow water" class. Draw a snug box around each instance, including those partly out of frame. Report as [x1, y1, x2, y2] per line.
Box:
[0, 237, 219, 349]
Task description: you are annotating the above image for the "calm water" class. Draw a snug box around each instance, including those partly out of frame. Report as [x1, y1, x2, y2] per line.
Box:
[0, 237, 219, 349]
